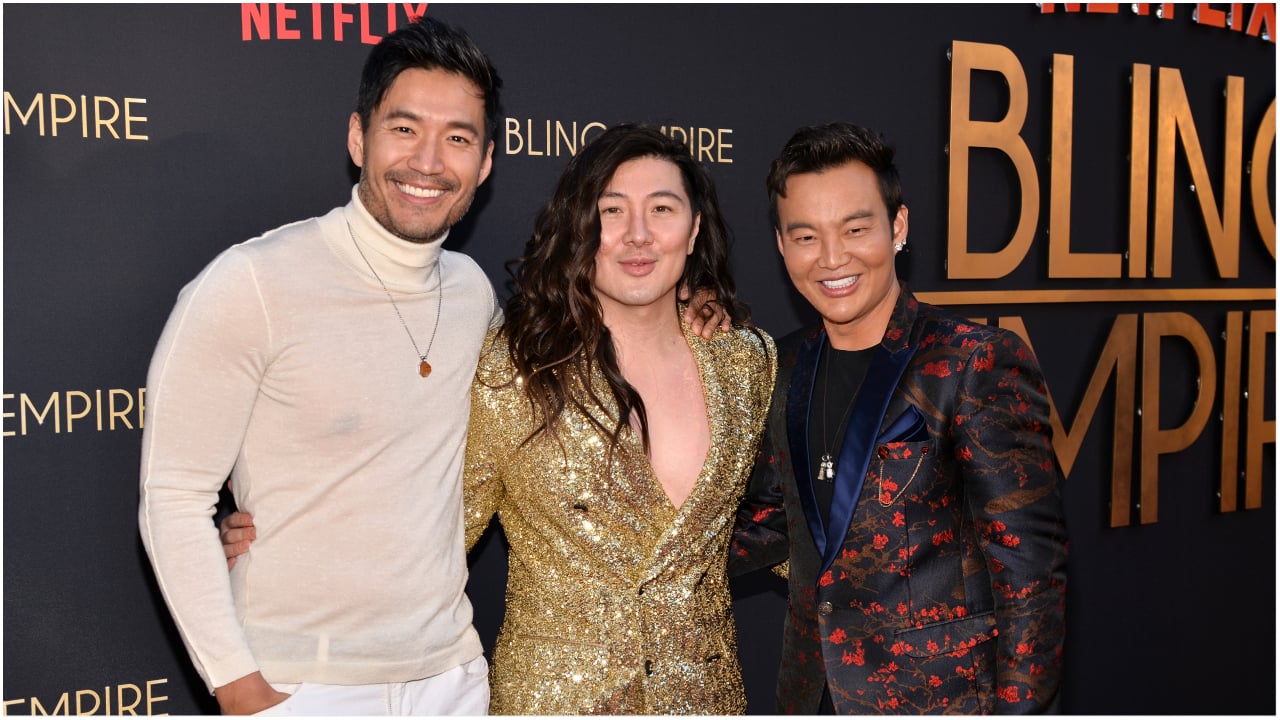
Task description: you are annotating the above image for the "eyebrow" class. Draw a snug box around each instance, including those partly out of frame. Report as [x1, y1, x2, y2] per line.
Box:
[784, 209, 876, 233]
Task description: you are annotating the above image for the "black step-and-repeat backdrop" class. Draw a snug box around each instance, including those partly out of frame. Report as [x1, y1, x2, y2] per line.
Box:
[3, 4, 1275, 715]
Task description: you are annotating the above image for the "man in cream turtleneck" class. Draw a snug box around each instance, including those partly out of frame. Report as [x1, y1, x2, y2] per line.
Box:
[138, 17, 501, 715]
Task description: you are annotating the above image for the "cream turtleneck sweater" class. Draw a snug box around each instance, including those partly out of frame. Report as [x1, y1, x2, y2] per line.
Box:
[139, 187, 500, 691]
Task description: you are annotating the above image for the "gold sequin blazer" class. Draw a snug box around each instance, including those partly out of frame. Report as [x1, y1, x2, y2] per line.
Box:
[464, 321, 776, 715]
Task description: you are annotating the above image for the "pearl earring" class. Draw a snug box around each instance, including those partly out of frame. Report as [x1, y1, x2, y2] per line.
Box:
[894, 242, 905, 252]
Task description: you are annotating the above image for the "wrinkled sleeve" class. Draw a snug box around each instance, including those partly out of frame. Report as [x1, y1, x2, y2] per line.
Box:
[954, 330, 1068, 714]
[730, 423, 791, 578]
[463, 331, 507, 553]
[729, 330, 789, 578]
[137, 249, 267, 691]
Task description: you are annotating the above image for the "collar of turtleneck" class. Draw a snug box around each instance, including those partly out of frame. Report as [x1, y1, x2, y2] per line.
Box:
[339, 185, 449, 291]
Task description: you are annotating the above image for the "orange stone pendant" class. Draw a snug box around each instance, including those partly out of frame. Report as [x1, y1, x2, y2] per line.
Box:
[419, 360, 432, 378]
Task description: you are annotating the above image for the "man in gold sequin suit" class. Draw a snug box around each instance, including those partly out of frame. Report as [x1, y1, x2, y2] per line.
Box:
[463, 124, 775, 715]
[731, 123, 1068, 714]
[218, 123, 758, 713]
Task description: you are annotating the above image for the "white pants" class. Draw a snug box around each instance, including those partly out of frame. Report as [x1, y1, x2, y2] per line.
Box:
[254, 655, 489, 715]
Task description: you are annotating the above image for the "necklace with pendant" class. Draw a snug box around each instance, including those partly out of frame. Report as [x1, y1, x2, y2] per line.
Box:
[817, 341, 860, 482]
[347, 222, 442, 378]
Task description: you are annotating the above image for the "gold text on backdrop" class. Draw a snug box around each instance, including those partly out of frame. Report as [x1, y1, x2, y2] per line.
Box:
[3, 93, 148, 140]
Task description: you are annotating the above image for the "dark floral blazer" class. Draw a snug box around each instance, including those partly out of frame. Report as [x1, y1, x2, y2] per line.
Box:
[732, 287, 1068, 715]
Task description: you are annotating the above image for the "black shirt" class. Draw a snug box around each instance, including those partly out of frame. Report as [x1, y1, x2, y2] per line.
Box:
[806, 340, 875, 525]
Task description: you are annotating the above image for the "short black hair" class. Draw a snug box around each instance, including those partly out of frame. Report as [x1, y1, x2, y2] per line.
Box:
[766, 122, 903, 229]
[355, 15, 502, 143]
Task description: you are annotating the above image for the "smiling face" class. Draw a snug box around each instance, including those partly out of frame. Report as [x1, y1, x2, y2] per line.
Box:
[592, 156, 701, 322]
[775, 160, 907, 350]
[348, 67, 494, 243]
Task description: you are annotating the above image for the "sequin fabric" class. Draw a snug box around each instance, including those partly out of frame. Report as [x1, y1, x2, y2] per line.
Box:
[465, 320, 776, 715]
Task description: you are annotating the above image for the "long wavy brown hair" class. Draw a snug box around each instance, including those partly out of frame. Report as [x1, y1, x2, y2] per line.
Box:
[503, 123, 751, 455]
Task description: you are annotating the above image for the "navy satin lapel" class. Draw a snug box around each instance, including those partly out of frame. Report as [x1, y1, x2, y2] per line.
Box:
[819, 343, 917, 578]
[786, 333, 827, 560]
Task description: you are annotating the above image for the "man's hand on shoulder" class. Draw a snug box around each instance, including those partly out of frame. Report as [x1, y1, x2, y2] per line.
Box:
[679, 284, 731, 340]
[214, 672, 289, 715]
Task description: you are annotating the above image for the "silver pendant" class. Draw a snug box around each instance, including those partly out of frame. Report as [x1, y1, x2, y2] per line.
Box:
[818, 453, 834, 481]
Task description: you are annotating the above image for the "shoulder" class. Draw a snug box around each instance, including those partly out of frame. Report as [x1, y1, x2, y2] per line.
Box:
[699, 325, 776, 378]
[774, 324, 820, 361]
[474, 327, 517, 387]
[237, 207, 337, 258]
[911, 302, 1043, 381]
[193, 210, 338, 290]
[714, 325, 776, 360]
[441, 248, 500, 316]
[915, 301, 1024, 350]
[699, 325, 777, 396]
[439, 249, 494, 288]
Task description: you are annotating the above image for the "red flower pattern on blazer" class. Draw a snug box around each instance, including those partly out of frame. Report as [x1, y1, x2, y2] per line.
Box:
[732, 289, 1068, 715]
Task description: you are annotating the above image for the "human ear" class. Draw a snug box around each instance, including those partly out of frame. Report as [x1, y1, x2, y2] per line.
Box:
[346, 113, 365, 168]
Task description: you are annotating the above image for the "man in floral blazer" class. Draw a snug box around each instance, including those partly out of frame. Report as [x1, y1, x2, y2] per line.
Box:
[732, 122, 1068, 714]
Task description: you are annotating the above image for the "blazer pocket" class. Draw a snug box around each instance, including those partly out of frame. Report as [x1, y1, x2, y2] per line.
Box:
[877, 405, 930, 444]
[893, 611, 997, 658]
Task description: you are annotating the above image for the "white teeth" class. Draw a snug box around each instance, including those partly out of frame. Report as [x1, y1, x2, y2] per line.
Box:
[821, 276, 857, 289]
[396, 182, 444, 198]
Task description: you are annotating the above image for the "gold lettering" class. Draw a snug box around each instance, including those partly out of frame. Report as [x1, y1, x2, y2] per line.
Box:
[1250, 98, 1276, 256]
[697, 127, 716, 163]
[506, 120, 675, 159]
[717, 128, 733, 164]
[124, 98, 148, 141]
[110, 389, 138, 430]
[3, 389, 146, 436]
[504, 117, 523, 154]
[1220, 311, 1243, 511]
[65, 391, 93, 433]
[29, 692, 70, 715]
[145, 679, 168, 716]
[947, 40, 1039, 279]
[75, 689, 101, 715]
[20, 393, 60, 435]
[1153, 68, 1243, 278]
[1245, 309, 1274, 509]
[555, 121, 576, 157]
[581, 122, 606, 146]
[2, 92, 145, 141]
[1129, 64, 1152, 277]
[528, 119, 545, 156]
[4, 91, 44, 135]
[1049, 53, 1123, 277]
[1140, 313, 1217, 524]
[2, 393, 14, 438]
[94, 96, 121, 139]
[3, 678, 168, 716]
[49, 93, 76, 137]
[116, 683, 142, 715]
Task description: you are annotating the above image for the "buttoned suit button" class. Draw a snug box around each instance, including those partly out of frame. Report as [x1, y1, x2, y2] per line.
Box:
[817, 601, 833, 615]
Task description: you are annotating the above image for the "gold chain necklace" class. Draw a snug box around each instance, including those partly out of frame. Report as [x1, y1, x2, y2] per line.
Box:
[877, 446, 928, 506]
[347, 222, 442, 378]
